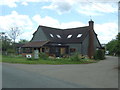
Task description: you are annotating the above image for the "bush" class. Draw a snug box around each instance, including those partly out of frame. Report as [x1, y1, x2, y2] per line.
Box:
[7, 49, 15, 55]
[39, 53, 49, 60]
[94, 49, 105, 60]
[69, 52, 81, 61]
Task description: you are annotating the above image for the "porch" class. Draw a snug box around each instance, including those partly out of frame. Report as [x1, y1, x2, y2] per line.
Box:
[21, 41, 69, 57]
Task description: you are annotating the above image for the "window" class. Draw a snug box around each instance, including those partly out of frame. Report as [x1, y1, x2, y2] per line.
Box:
[67, 35, 72, 38]
[70, 48, 76, 52]
[77, 34, 82, 38]
[56, 34, 61, 38]
[50, 34, 54, 38]
[22, 48, 32, 53]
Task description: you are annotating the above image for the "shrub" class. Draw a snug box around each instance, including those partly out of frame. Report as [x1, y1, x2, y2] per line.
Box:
[94, 49, 105, 60]
[39, 52, 49, 60]
[7, 49, 15, 55]
[69, 52, 81, 61]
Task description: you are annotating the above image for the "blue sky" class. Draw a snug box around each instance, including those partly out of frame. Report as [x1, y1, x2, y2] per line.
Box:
[0, 0, 119, 44]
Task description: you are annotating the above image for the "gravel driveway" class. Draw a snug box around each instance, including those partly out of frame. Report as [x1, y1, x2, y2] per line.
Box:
[2, 56, 118, 88]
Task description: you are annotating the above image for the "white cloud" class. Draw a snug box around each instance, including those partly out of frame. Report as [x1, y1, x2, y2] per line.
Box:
[0, 0, 49, 7]
[60, 22, 86, 29]
[94, 22, 118, 44]
[0, 11, 34, 42]
[41, 0, 118, 15]
[76, 2, 117, 16]
[0, 11, 33, 31]
[42, 1, 73, 14]
[0, 0, 19, 7]
[32, 14, 86, 29]
[21, 2, 28, 6]
[0, 10, 117, 43]
[32, 15, 60, 28]
[0, 0, 118, 17]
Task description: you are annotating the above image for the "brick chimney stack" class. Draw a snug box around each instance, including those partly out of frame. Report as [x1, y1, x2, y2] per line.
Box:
[89, 19, 94, 30]
[88, 20, 94, 59]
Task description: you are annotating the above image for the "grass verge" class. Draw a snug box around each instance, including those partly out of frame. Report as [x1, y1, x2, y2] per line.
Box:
[2, 55, 97, 65]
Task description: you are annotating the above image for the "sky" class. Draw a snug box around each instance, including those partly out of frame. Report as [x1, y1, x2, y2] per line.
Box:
[0, 0, 119, 44]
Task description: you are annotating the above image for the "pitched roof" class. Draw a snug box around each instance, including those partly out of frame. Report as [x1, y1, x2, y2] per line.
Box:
[39, 25, 90, 43]
[14, 43, 24, 47]
[22, 41, 49, 48]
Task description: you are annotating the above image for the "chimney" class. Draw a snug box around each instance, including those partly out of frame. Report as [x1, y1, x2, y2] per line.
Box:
[88, 20, 94, 59]
[89, 19, 94, 30]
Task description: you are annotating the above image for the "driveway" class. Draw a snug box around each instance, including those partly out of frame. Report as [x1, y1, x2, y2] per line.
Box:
[2, 56, 118, 88]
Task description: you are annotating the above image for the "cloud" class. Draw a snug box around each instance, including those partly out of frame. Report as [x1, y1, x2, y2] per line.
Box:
[0, 0, 49, 7]
[42, 1, 73, 14]
[0, 11, 33, 31]
[41, 1, 118, 15]
[0, 10, 117, 43]
[0, 0, 118, 17]
[94, 22, 118, 44]
[0, 11, 34, 41]
[21, 2, 28, 6]
[32, 14, 86, 29]
[32, 15, 60, 28]
[76, 2, 117, 16]
[0, 0, 19, 7]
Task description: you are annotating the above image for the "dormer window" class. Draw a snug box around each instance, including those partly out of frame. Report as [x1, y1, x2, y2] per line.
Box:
[56, 35, 61, 38]
[67, 35, 72, 38]
[50, 34, 54, 38]
[77, 34, 82, 38]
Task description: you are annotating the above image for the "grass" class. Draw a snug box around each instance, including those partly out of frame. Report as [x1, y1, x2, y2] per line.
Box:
[2, 55, 97, 65]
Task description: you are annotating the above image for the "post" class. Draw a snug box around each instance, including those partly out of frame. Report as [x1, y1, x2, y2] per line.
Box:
[34, 49, 39, 59]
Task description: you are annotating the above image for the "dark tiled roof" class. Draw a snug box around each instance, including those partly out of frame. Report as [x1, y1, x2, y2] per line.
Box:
[40, 25, 90, 43]
[22, 41, 49, 48]
[14, 43, 24, 47]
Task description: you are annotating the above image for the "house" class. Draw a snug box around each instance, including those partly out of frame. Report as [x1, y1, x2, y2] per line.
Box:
[22, 20, 102, 58]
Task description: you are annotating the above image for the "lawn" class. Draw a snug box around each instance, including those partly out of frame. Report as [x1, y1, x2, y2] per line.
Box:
[2, 55, 97, 65]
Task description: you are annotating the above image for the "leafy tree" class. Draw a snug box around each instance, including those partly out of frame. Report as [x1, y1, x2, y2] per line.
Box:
[19, 39, 29, 44]
[106, 33, 120, 56]
[1, 35, 14, 55]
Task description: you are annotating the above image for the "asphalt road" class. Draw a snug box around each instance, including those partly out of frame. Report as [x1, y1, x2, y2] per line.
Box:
[2, 63, 85, 88]
[2, 56, 118, 88]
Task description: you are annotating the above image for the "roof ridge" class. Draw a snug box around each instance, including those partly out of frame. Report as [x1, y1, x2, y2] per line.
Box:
[39, 25, 89, 30]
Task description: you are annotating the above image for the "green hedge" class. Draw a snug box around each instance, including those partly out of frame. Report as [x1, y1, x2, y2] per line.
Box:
[39, 52, 49, 60]
[69, 53, 82, 61]
[94, 49, 105, 60]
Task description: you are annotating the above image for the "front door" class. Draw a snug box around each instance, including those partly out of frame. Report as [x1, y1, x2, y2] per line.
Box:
[55, 47, 60, 57]
[60, 48, 66, 55]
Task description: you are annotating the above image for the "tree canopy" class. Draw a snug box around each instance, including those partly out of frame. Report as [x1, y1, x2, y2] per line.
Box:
[106, 33, 120, 56]
[19, 39, 29, 44]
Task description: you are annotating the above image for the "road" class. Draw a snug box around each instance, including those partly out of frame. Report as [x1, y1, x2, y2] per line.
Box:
[2, 56, 118, 88]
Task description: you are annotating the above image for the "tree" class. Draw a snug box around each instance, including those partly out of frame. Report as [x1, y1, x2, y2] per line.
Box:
[8, 27, 21, 44]
[19, 39, 29, 44]
[1, 34, 13, 55]
[106, 33, 120, 56]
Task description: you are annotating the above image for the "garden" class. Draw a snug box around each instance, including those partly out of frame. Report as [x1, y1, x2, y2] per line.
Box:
[1, 50, 105, 65]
